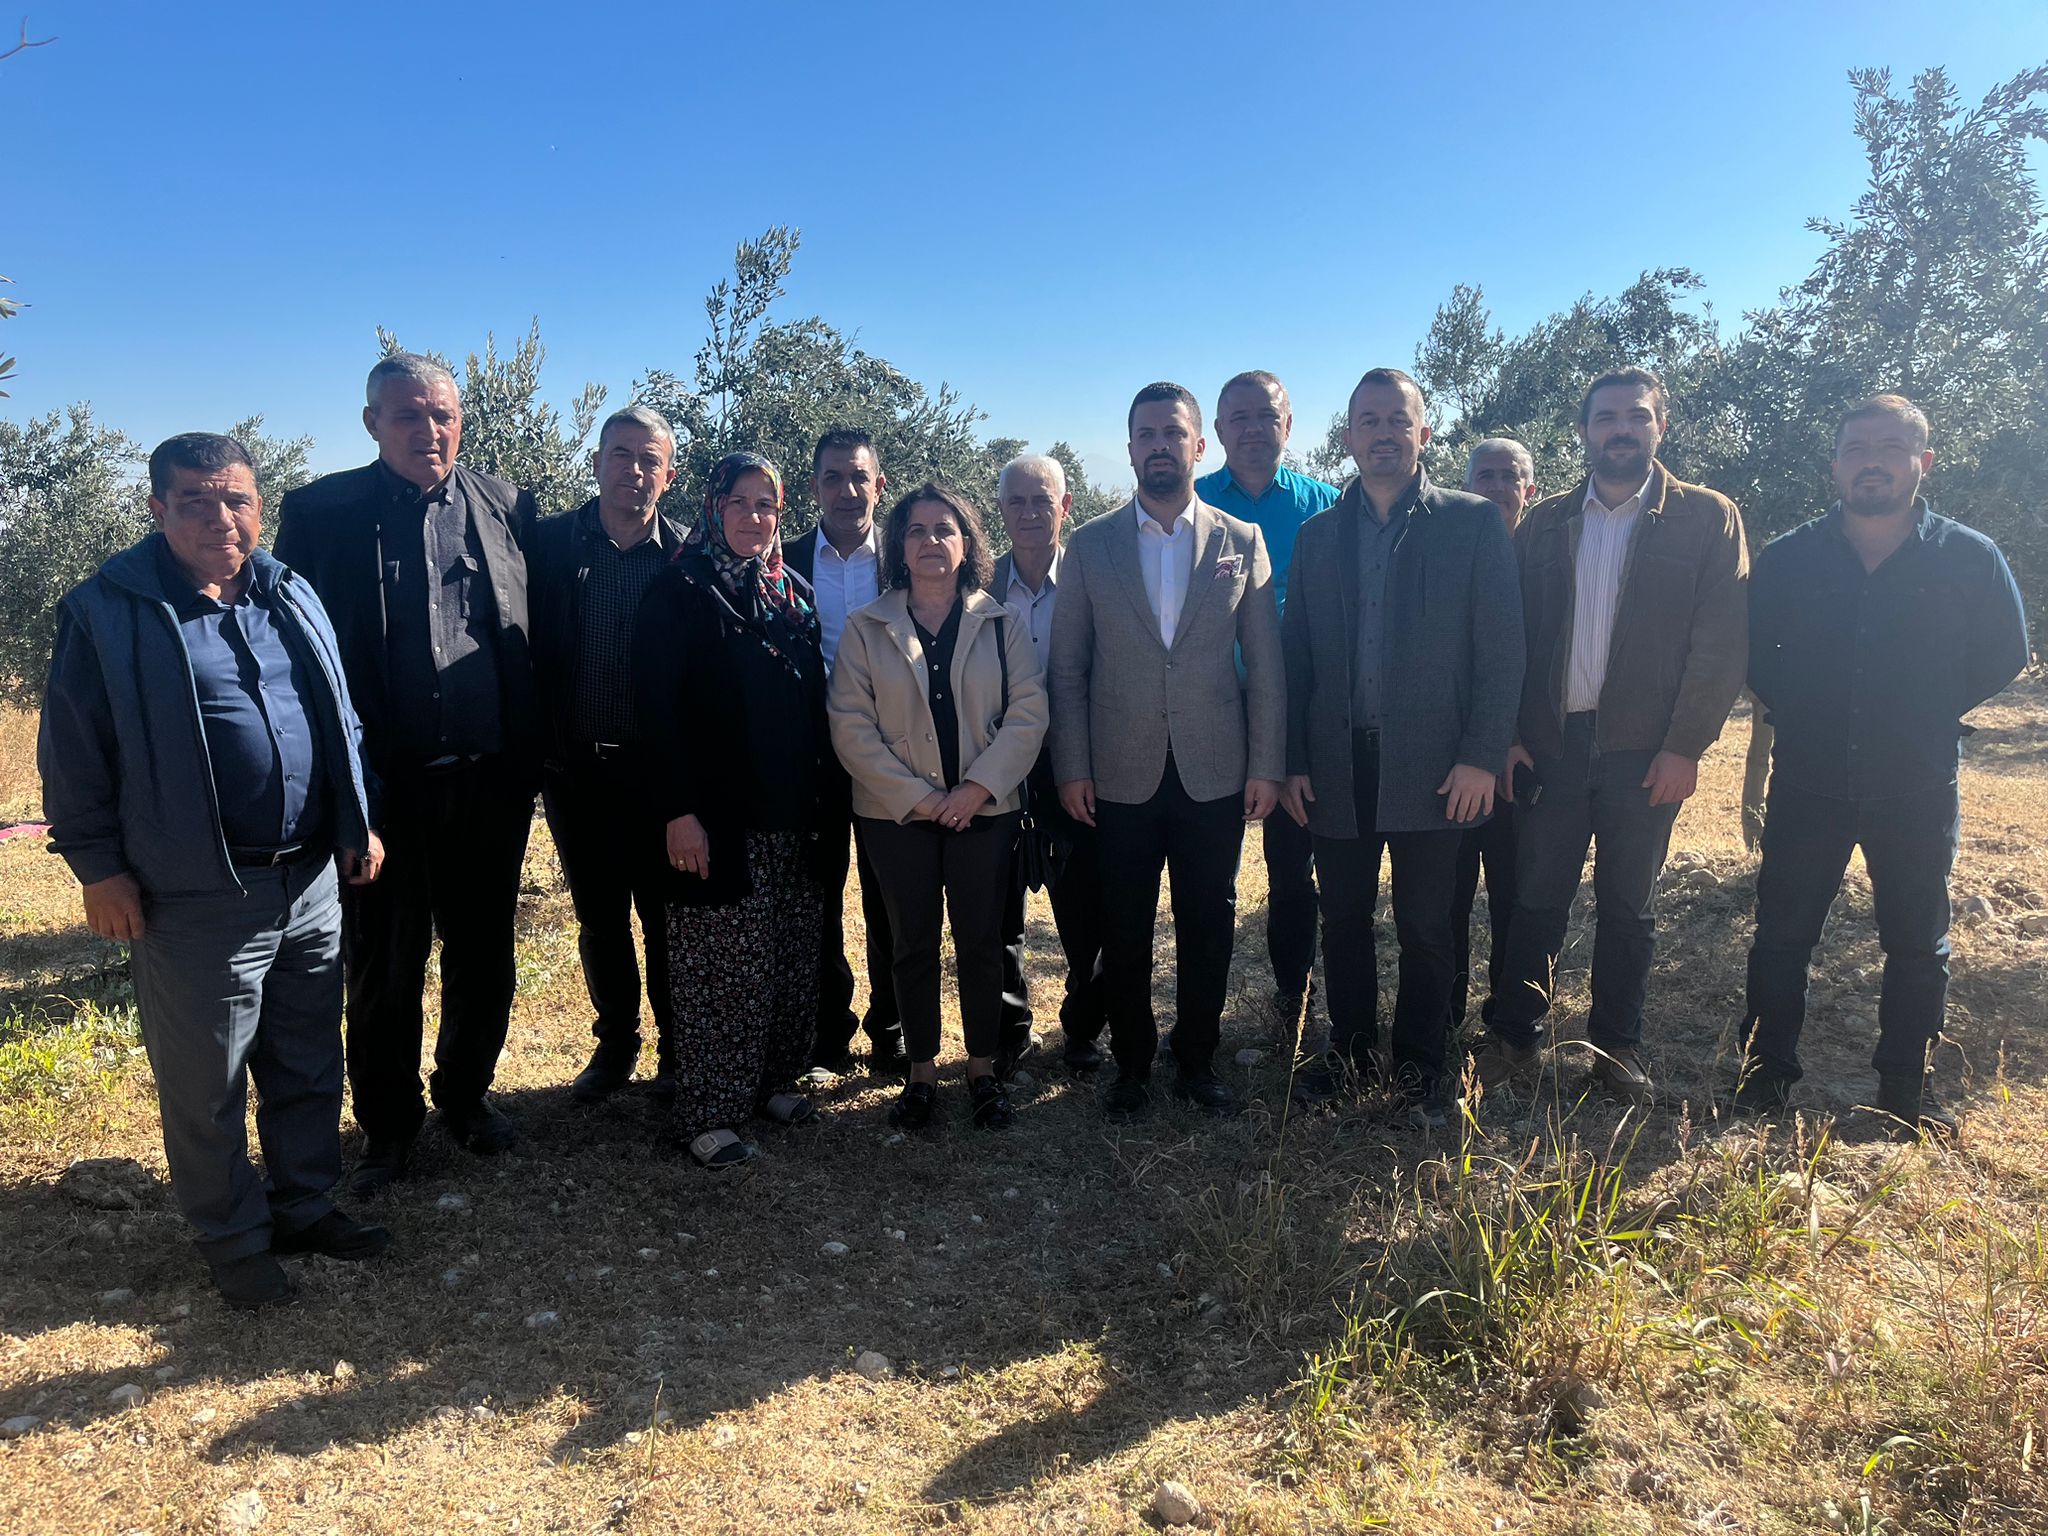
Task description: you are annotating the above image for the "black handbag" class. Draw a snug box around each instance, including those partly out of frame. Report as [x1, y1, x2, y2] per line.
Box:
[994, 616, 1069, 893]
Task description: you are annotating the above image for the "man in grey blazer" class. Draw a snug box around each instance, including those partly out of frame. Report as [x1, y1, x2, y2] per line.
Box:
[1050, 382, 1286, 1121]
[1281, 370, 1524, 1123]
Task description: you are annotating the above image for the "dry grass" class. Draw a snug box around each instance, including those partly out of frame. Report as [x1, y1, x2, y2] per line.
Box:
[1, 680, 2045, 1534]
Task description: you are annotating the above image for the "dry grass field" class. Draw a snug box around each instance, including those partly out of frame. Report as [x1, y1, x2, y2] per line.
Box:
[2, 682, 2046, 1535]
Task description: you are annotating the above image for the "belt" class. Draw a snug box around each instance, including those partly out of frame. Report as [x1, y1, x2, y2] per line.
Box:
[578, 741, 638, 761]
[227, 842, 314, 868]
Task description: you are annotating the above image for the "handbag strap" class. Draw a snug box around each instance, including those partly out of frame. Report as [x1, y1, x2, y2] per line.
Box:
[991, 614, 1031, 819]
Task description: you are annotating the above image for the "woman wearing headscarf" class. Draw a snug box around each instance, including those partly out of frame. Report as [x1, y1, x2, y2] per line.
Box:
[829, 481, 1048, 1132]
[632, 452, 840, 1169]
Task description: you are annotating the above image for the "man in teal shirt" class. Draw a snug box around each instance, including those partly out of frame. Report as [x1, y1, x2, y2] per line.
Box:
[1196, 371, 1340, 1039]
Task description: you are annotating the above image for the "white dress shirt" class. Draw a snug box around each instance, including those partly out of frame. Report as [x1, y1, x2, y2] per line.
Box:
[1134, 498, 1197, 648]
[1564, 470, 1652, 713]
[812, 523, 883, 672]
[1001, 547, 1061, 673]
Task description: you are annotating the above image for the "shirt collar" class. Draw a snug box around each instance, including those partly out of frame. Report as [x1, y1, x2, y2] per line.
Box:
[153, 535, 254, 617]
[579, 497, 667, 551]
[1585, 468, 1655, 516]
[1005, 546, 1061, 597]
[1135, 496, 1196, 536]
[818, 521, 882, 563]
[377, 457, 453, 506]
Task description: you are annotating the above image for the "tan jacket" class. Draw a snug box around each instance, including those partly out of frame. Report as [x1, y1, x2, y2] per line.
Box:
[828, 587, 1049, 823]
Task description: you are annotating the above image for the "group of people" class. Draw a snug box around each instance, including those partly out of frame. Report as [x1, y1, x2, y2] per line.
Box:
[36, 353, 2031, 1309]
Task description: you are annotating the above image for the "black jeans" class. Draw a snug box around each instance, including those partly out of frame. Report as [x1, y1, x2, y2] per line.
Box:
[1450, 806, 1518, 1026]
[343, 752, 535, 1142]
[999, 756, 1107, 1054]
[1742, 778, 1960, 1084]
[1312, 734, 1462, 1087]
[1491, 712, 1680, 1052]
[860, 812, 1019, 1063]
[1094, 757, 1246, 1080]
[1263, 805, 1319, 998]
[541, 749, 673, 1070]
[814, 810, 902, 1056]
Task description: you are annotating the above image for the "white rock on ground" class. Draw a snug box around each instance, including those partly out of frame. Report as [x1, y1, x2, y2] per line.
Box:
[853, 1350, 893, 1381]
[220, 1489, 267, 1532]
[820, 1241, 849, 1257]
[524, 1311, 560, 1329]
[1152, 1480, 1204, 1525]
[97, 1288, 136, 1306]
[108, 1384, 144, 1408]
[436, 1192, 470, 1212]
[0, 1416, 40, 1438]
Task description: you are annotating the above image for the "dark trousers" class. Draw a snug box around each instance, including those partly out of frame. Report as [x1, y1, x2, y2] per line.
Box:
[861, 812, 1019, 1062]
[130, 857, 343, 1263]
[1742, 778, 1959, 1084]
[1312, 735, 1462, 1087]
[1492, 712, 1679, 1052]
[1094, 757, 1246, 1079]
[999, 756, 1107, 1053]
[814, 808, 902, 1056]
[1450, 806, 1518, 1025]
[541, 750, 673, 1071]
[1263, 805, 1319, 998]
[342, 752, 534, 1143]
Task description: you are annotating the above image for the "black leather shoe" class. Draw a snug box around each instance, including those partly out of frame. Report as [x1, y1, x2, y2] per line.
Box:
[1729, 1066, 1793, 1119]
[272, 1209, 392, 1262]
[1062, 1038, 1105, 1077]
[210, 1252, 295, 1311]
[571, 1045, 638, 1104]
[808, 1043, 858, 1076]
[1877, 1073, 1958, 1140]
[870, 1033, 912, 1076]
[993, 1031, 1042, 1083]
[889, 1080, 938, 1130]
[1102, 1075, 1151, 1123]
[1171, 1067, 1240, 1114]
[1290, 1057, 1347, 1106]
[969, 1074, 1014, 1130]
[442, 1096, 518, 1155]
[346, 1136, 414, 1198]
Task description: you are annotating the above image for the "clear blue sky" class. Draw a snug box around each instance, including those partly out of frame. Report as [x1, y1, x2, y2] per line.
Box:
[8, 1, 2046, 492]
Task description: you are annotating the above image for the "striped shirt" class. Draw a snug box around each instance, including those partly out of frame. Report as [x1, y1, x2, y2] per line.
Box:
[1564, 472, 1651, 713]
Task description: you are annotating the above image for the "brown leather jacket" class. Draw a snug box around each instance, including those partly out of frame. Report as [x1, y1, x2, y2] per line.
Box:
[1513, 461, 1749, 762]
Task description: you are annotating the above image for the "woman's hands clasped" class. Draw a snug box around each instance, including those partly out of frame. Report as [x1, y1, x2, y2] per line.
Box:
[910, 783, 993, 830]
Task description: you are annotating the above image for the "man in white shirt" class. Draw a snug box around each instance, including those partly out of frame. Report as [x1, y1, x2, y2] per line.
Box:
[1049, 383, 1285, 1122]
[991, 454, 1106, 1077]
[782, 428, 906, 1075]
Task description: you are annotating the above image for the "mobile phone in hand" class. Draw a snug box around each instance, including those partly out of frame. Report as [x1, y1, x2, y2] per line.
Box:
[1512, 760, 1543, 807]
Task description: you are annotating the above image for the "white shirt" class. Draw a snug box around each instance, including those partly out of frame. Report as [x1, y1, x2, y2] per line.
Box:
[812, 523, 883, 672]
[1001, 547, 1061, 673]
[1134, 498, 1197, 648]
[1564, 471, 1653, 713]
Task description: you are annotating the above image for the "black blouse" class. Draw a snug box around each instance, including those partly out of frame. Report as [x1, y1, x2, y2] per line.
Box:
[912, 599, 964, 790]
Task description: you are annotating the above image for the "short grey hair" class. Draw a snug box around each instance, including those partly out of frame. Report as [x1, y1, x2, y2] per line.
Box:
[598, 403, 677, 456]
[997, 453, 1069, 499]
[1464, 436, 1535, 485]
[366, 352, 458, 411]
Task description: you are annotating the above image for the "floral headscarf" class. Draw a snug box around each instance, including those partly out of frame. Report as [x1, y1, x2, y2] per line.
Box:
[683, 451, 820, 663]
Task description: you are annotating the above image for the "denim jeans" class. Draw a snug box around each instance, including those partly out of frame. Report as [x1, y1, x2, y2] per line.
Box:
[1742, 778, 1960, 1083]
[1490, 712, 1680, 1051]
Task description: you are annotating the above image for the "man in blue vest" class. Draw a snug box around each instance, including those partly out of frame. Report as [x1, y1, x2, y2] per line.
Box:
[1195, 371, 1339, 1044]
[41, 433, 389, 1308]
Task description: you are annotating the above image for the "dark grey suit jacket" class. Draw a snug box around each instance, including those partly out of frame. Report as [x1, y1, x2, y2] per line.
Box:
[1283, 475, 1524, 836]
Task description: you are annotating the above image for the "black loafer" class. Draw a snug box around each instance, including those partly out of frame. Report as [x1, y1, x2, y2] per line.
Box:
[1877, 1073, 1958, 1140]
[1729, 1067, 1793, 1119]
[889, 1080, 938, 1130]
[442, 1096, 518, 1155]
[210, 1252, 295, 1311]
[346, 1136, 414, 1198]
[272, 1209, 392, 1262]
[1062, 1039, 1105, 1078]
[1171, 1067, 1240, 1114]
[969, 1074, 1013, 1130]
[1102, 1075, 1151, 1123]
[570, 1046, 637, 1104]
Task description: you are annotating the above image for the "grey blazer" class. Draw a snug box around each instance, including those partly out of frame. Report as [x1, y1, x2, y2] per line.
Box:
[1049, 498, 1285, 805]
[1283, 475, 1524, 837]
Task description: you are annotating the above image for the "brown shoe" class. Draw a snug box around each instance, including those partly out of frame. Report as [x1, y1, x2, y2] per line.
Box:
[1590, 1044, 1651, 1102]
[1473, 1038, 1542, 1090]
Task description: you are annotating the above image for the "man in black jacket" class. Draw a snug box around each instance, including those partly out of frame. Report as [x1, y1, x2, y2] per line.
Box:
[527, 405, 685, 1102]
[275, 353, 541, 1193]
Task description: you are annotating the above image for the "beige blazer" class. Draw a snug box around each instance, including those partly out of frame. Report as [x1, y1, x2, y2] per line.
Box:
[828, 586, 1049, 824]
[1048, 498, 1284, 804]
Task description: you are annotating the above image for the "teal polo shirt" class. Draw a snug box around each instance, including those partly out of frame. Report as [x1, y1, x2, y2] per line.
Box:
[1195, 463, 1340, 611]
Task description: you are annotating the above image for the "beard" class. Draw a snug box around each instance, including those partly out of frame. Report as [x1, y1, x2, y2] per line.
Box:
[1595, 439, 1650, 485]
[1140, 459, 1186, 498]
[1844, 473, 1915, 518]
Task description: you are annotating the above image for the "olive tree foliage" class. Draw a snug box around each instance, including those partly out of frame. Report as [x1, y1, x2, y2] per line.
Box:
[230, 413, 313, 547]
[374, 320, 606, 516]
[0, 405, 145, 703]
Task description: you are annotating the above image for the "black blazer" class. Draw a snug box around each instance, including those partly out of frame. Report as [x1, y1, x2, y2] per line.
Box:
[631, 548, 843, 907]
[527, 498, 686, 762]
[274, 461, 542, 775]
[780, 524, 822, 584]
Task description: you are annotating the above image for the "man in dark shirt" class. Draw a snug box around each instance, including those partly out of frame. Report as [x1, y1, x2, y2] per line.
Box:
[528, 406, 684, 1102]
[40, 433, 388, 1308]
[275, 353, 543, 1194]
[1736, 394, 2029, 1135]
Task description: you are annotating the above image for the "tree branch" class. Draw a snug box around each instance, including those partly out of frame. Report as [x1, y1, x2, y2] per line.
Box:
[0, 17, 57, 62]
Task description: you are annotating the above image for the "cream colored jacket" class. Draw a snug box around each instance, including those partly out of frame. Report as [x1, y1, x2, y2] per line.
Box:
[828, 587, 1049, 824]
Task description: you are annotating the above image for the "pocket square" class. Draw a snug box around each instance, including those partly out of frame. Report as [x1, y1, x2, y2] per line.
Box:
[1214, 554, 1242, 581]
